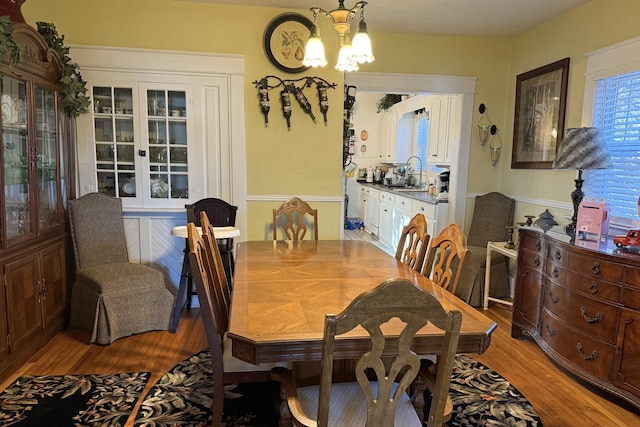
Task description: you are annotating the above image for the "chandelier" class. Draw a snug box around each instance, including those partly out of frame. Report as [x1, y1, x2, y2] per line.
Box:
[303, 1, 374, 72]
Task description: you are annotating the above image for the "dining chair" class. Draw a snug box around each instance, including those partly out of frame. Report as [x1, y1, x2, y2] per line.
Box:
[423, 223, 469, 295]
[185, 197, 238, 309]
[455, 192, 515, 306]
[199, 211, 230, 322]
[270, 277, 462, 427]
[395, 213, 430, 273]
[187, 222, 289, 427]
[68, 193, 175, 344]
[273, 196, 318, 241]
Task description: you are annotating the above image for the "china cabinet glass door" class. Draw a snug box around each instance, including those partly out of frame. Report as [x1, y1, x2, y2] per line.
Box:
[35, 86, 60, 230]
[2, 75, 30, 243]
[147, 89, 189, 201]
[93, 86, 136, 199]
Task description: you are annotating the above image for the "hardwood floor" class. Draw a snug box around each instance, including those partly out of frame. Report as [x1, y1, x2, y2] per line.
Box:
[1, 304, 638, 426]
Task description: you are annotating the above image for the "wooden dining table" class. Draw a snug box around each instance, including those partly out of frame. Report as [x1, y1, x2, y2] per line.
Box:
[228, 240, 497, 366]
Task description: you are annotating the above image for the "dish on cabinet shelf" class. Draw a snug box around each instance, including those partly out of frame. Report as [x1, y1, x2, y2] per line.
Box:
[2, 94, 18, 124]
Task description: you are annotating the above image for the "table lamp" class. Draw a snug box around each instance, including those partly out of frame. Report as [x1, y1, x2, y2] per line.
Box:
[552, 127, 612, 241]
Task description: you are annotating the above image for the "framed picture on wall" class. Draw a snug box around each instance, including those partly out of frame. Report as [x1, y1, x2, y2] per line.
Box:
[263, 13, 312, 74]
[511, 58, 570, 169]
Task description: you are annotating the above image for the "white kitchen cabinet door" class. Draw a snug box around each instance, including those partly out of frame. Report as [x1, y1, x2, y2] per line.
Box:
[391, 195, 413, 250]
[378, 110, 399, 162]
[366, 188, 380, 236]
[378, 191, 395, 248]
[426, 95, 450, 165]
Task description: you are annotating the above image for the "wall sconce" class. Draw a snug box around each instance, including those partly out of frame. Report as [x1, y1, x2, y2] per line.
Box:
[489, 125, 501, 166]
[303, 1, 374, 72]
[477, 103, 491, 147]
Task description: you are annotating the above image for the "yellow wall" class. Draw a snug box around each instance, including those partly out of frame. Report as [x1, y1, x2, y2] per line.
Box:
[22, 0, 640, 238]
[501, 0, 640, 227]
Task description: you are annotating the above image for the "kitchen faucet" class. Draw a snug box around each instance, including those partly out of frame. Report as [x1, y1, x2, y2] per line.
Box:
[405, 155, 423, 189]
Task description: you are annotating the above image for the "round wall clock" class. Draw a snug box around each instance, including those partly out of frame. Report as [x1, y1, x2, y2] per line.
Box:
[263, 13, 312, 74]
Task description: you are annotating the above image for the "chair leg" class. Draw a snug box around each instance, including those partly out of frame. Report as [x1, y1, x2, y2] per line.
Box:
[170, 248, 191, 332]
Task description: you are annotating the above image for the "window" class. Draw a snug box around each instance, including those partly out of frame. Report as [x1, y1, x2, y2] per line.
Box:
[414, 110, 428, 172]
[582, 36, 640, 229]
[584, 71, 640, 226]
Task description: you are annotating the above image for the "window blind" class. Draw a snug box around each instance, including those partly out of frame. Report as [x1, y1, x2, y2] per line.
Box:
[414, 113, 428, 171]
[584, 70, 640, 226]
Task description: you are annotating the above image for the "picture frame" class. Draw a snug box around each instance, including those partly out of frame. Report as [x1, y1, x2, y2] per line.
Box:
[511, 58, 570, 169]
[263, 13, 312, 74]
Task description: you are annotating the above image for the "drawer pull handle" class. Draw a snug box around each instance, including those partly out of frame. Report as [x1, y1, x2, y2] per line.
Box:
[591, 262, 600, 275]
[552, 267, 559, 278]
[547, 291, 559, 304]
[581, 307, 603, 323]
[535, 240, 542, 251]
[589, 282, 599, 294]
[534, 256, 540, 267]
[545, 324, 557, 336]
[554, 249, 562, 260]
[576, 343, 599, 361]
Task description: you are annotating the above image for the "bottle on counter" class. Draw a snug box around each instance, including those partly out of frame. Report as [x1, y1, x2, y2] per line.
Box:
[366, 166, 374, 183]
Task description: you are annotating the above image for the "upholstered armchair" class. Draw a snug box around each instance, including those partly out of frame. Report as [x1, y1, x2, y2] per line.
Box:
[455, 192, 515, 306]
[68, 193, 175, 344]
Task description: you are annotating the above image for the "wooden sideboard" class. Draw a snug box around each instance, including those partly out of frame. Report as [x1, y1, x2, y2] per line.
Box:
[513, 228, 640, 409]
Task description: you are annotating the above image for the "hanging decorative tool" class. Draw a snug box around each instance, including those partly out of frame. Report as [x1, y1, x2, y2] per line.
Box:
[252, 76, 336, 129]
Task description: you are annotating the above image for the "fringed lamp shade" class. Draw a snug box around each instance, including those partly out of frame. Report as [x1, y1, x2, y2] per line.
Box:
[552, 127, 612, 241]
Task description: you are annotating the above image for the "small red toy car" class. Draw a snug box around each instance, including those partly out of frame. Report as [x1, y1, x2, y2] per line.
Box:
[614, 230, 640, 248]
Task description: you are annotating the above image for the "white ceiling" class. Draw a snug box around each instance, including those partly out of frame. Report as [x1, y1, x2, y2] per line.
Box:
[180, 0, 591, 36]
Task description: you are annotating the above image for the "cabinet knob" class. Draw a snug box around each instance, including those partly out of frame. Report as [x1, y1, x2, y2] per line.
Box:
[534, 256, 540, 267]
[545, 324, 557, 336]
[552, 267, 559, 278]
[535, 240, 542, 251]
[547, 291, 559, 303]
[591, 262, 601, 275]
[554, 249, 562, 260]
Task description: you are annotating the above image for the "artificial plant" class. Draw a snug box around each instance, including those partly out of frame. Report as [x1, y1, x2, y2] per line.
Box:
[0, 16, 25, 64]
[37, 22, 90, 117]
[376, 93, 402, 113]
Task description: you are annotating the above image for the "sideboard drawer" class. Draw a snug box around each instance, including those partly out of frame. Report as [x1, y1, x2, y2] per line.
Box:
[624, 267, 640, 289]
[544, 281, 618, 343]
[568, 253, 623, 283]
[521, 249, 544, 271]
[563, 270, 621, 304]
[519, 231, 546, 253]
[548, 242, 568, 266]
[541, 309, 615, 381]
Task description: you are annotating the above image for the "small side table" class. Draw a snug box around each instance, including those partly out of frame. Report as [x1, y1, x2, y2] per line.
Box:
[170, 225, 241, 332]
[483, 241, 518, 310]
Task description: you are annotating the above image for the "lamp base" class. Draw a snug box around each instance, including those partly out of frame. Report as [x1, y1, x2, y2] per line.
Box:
[566, 170, 585, 243]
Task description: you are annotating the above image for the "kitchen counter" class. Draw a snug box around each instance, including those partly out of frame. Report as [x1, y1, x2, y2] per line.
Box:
[358, 182, 448, 204]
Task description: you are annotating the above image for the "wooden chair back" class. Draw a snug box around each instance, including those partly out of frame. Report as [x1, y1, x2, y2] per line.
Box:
[199, 212, 231, 331]
[273, 196, 318, 241]
[186, 222, 226, 426]
[423, 223, 469, 295]
[304, 278, 460, 427]
[395, 213, 430, 273]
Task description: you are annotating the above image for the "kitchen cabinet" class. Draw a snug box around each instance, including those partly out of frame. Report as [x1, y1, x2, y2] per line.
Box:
[378, 191, 395, 248]
[392, 195, 412, 250]
[377, 109, 398, 161]
[0, 14, 72, 381]
[427, 94, 461, 165]
[512, 228, 640, 409]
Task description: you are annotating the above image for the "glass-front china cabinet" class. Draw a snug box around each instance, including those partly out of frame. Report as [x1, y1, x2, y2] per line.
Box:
[84, 83, 192, 209]
[0, 8, 72, 381]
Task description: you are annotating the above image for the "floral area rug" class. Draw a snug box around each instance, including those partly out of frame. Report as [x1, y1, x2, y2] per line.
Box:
[135, 350, 542, 427]
[0, 371, 150, 426]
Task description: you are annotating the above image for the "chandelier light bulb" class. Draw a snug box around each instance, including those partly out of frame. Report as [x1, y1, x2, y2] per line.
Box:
[350, 12, 374, 63]
[336, 42, 359, 72]
[303, 10, 328, 67]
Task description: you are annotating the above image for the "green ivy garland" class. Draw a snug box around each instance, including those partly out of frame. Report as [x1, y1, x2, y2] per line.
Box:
[0, 17, 89, 117]
[0, 16, 25, 65]
[36, 22, 90, 117]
